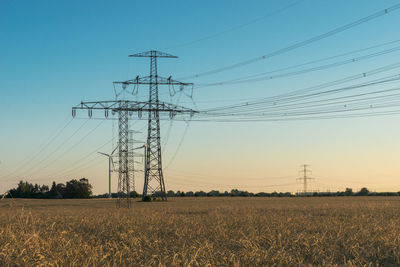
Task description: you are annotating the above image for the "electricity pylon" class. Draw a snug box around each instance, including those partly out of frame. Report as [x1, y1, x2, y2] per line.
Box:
[128, 130, 144, 194]
[72, 50, 196, 205]
[128, 131, 135, 194]
[129, 51, 185, 201]
[297, 164, 313, 195]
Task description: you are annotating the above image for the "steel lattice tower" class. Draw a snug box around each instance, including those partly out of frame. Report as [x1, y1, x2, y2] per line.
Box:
[72, 50, 196, 205]
[128, 130, 136, 193]
[117, 102, 131, 207]
[129, 51, 177, 200]
[297, 164, 313, 195]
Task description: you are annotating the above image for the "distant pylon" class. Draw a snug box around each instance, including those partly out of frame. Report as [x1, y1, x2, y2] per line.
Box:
[128, 130, 136, 193]
[297, 164, 313, 194]
[117, 104, 130, 207]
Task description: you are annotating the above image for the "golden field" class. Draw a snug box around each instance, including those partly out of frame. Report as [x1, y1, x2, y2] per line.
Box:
[0, 197, 399, 266]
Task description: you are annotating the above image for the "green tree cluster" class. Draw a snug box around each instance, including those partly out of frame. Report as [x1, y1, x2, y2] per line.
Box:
[8, 178, 92, 199]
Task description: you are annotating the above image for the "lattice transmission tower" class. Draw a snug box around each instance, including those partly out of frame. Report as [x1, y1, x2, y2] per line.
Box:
[72, 50, 196, 205]
[128, 130, 136, 193]
[127, 129, 143, 194]
[297, 164, 314, 195]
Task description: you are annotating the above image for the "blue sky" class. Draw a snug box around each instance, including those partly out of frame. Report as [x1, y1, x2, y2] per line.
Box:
[1, 0, 400, 194]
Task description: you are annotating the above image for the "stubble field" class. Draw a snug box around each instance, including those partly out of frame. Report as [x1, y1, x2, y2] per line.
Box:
[0, 197, 399, 266]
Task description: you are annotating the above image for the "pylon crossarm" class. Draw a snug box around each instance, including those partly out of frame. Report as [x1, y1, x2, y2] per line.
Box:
[129, 50, 177, 58]
[73, 100, 147, 110]
[144, 101, 197, 113]
[72, 100, 198, 114]
[114, 76, 193, 86]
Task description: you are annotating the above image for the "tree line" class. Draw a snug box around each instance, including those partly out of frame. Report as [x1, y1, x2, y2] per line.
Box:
[3, 183, 399, 199]
[3, 178, 93, 199]
[93, 187, 400, 198]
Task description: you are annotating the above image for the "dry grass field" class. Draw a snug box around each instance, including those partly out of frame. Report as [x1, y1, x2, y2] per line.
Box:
[0, 197, 399, 266]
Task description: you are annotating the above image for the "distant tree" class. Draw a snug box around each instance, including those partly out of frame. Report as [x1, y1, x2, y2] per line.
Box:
[10, 181, 32, 198]
[230, 189, 240, 196]
[167, 190, 175, 197]
[56, 183, 66, 197]
[8, 178, 91, 199]
[92, 193, 109, 198]
[9, 181, 50, 198]
[151, 191, 166, 198]
[142, 195, 152, 202]
[40, 185, 49, 194]
[130, 191, 139, 198]
[185, 191, 194, 197]
[63, 178, 92, 198]
[357, 187, 370, 196]
[33, 184, 40, 195]
[239, 191, 250, 197]
[207, 190, 220, 197]
[49, 181, 59, 198]
[194, 191, 206, 197]
[344, 188, 353, 196]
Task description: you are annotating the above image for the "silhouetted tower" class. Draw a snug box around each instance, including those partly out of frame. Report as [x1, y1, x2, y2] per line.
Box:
[117, 103, 131, 206]
[129, 51, 177, 201]
[297, 164, 313, 194]
[72, 50, 196, 205]
[128, 130, 136, 193]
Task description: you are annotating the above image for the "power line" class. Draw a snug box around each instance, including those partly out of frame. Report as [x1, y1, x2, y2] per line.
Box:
[45, 120, 141, 180]
[179, 3, 400, 80]
[169, 175, 298, 189]
[47, 136, 117, 180]
[163, 0, 303, 50]
[15, 119, 90, 180]
[202, 39, 400, 83]
[167, 169, 294, 180]
[202, 78, 400, 117]
[200, 63, 400, 113]
[39, 119, 106, 171]
[195, 44, 400, 88]
[28, 155, 105, 183]
[182, 74, 400, 121]
[164, 118, 192, 169]
[0, 117, 74, 180]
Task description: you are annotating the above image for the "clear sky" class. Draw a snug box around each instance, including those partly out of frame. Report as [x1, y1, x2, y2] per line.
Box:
[1, 0, 400, 194]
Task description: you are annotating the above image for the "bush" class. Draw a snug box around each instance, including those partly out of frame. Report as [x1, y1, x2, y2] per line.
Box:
[142, 196, 152, 202]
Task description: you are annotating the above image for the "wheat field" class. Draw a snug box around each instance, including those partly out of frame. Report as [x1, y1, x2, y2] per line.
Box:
[0, 197, 399, 266]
